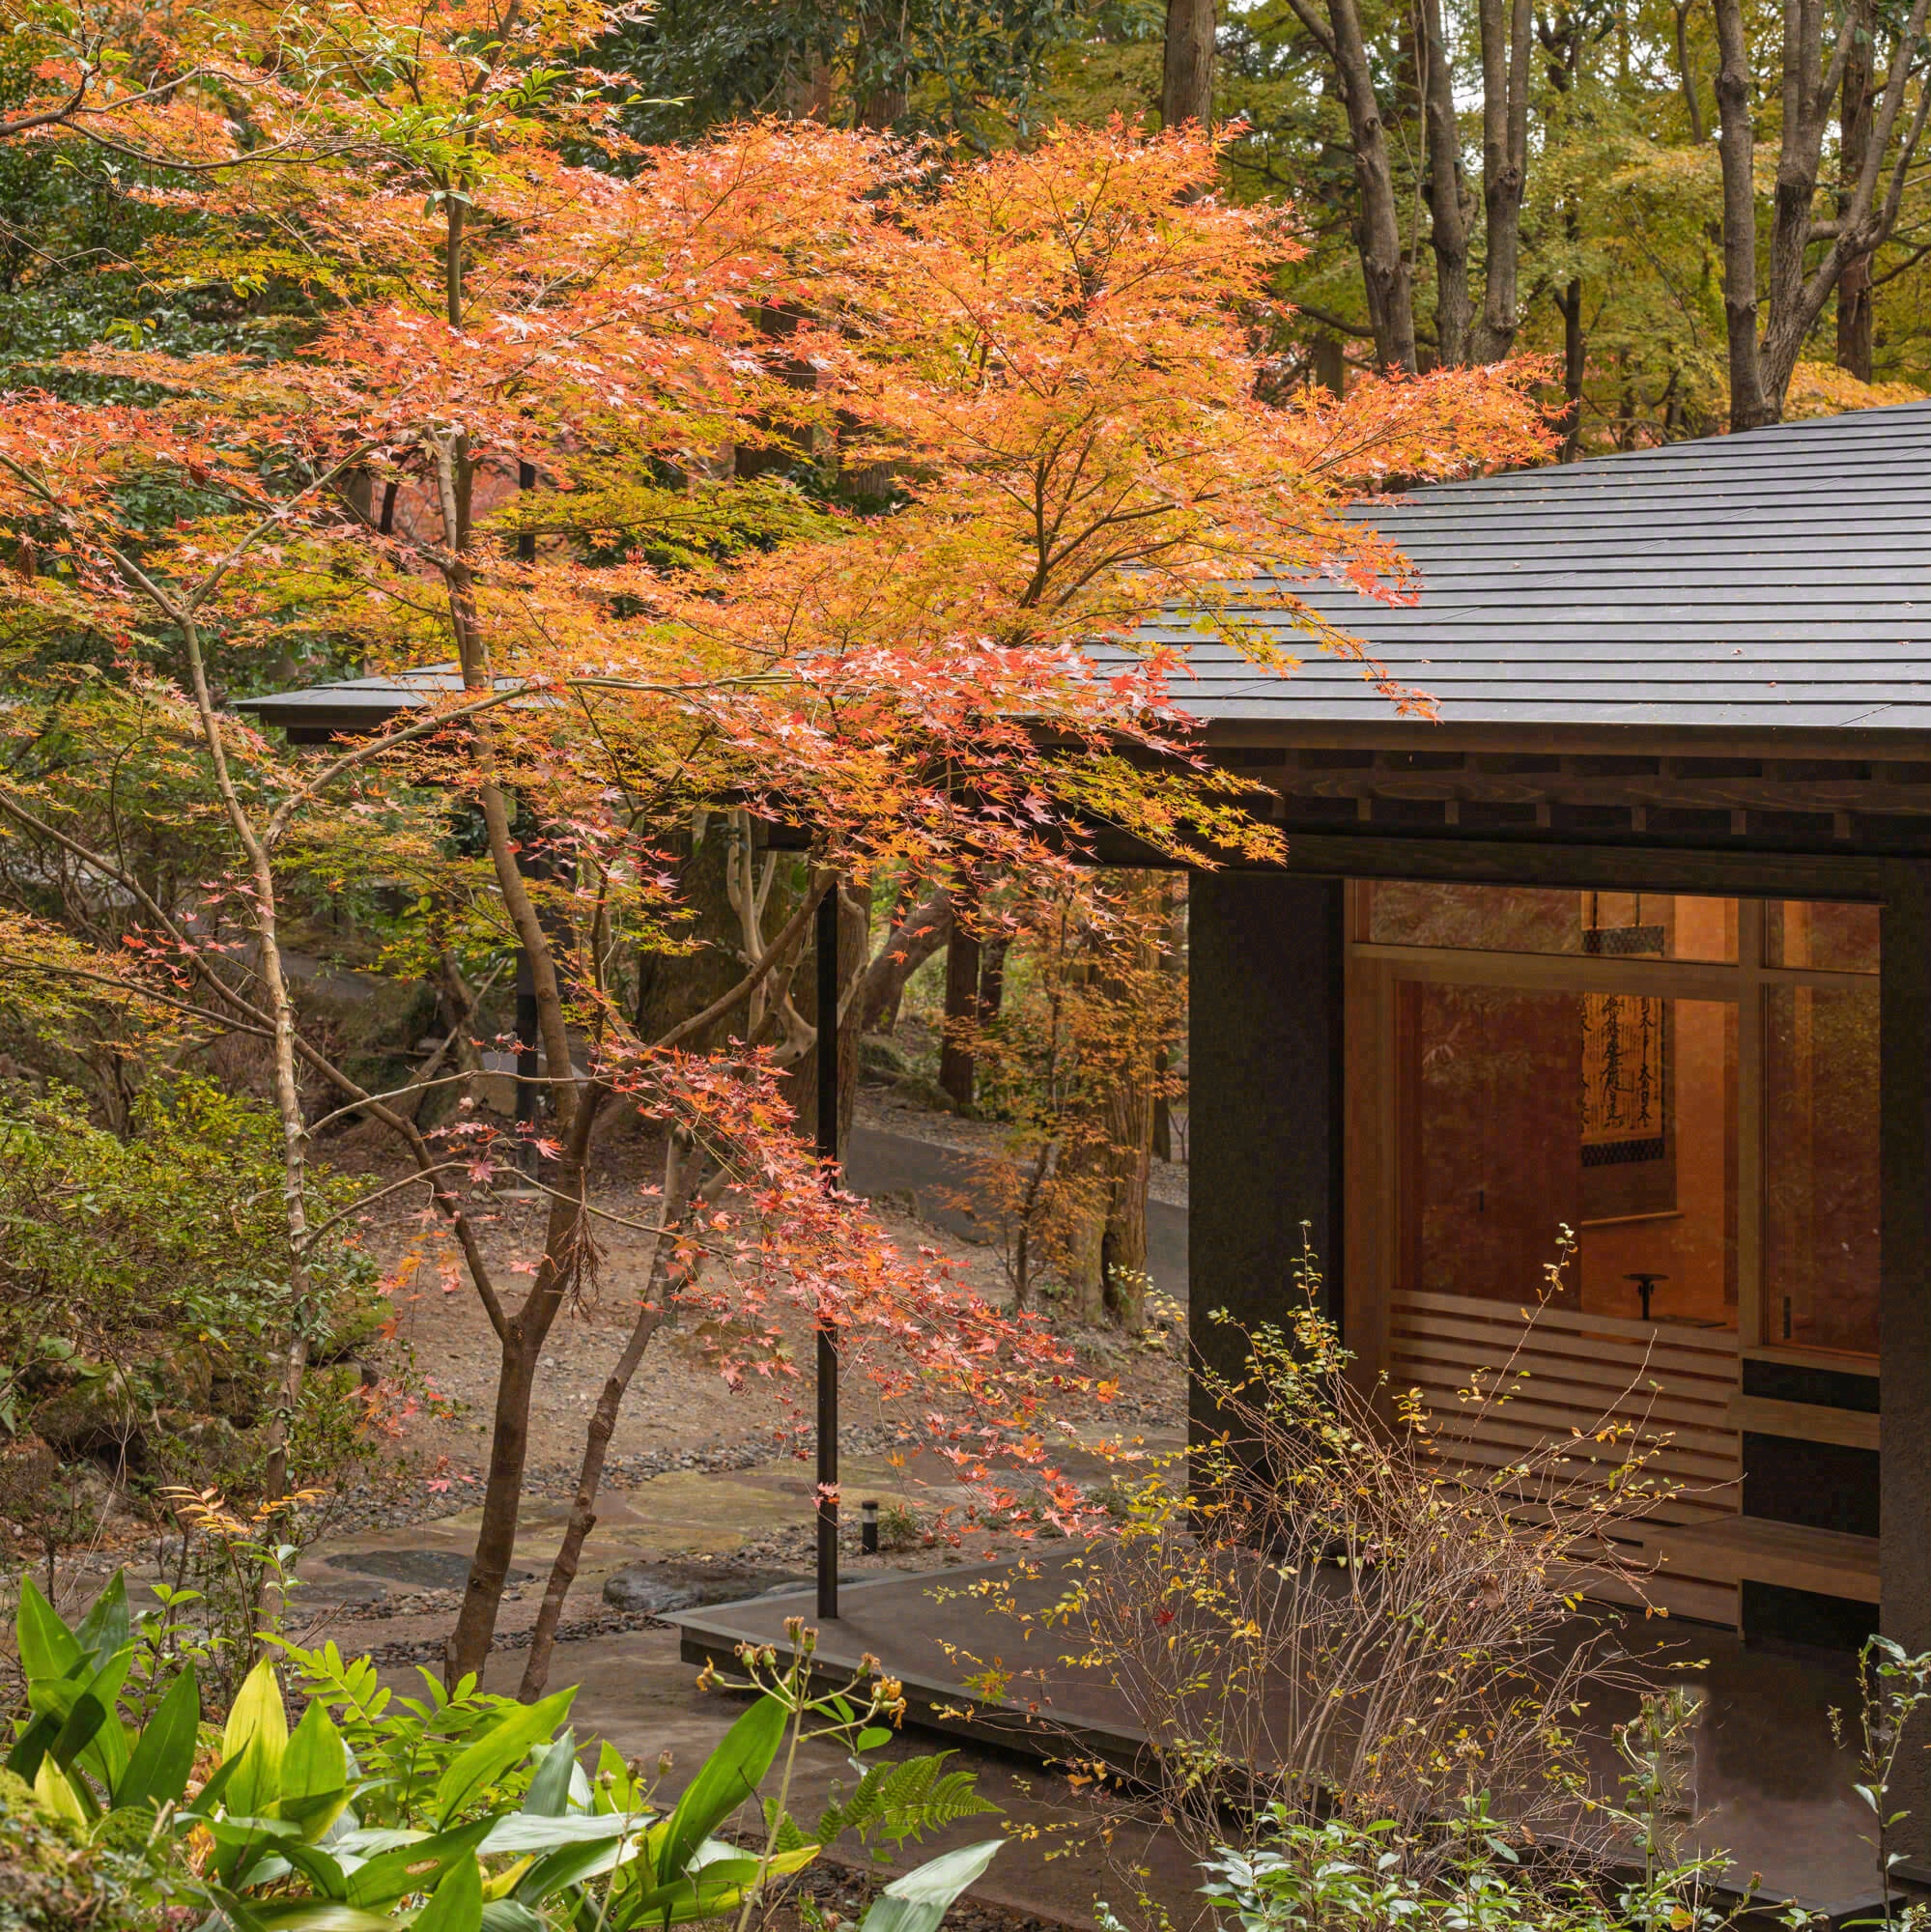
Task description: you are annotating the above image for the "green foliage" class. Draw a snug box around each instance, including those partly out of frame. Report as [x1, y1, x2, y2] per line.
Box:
[859, 1839, 1005, 1932]
[0, 1768, 183, 1932]
[1194, 1799, 1766, 1932]
[270, 1639, 565, 1833]
[4, 1577, 1006, 1932]
[0, 1075, 380, 1501]
[812, 1751, 1001, 1851]
[607, 0, 1089, 148]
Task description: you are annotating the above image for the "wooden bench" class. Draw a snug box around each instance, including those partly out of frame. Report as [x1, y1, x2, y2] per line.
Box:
[1637, 1517, 1878, 1604]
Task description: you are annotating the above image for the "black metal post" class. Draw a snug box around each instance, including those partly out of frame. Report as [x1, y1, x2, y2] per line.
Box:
[517, 459, 537, 564]
[815, 885, 840, 1621]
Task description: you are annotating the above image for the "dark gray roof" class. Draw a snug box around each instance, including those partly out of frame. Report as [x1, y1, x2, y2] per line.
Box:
[236, 665, 505, 736]
[241, 404, 1931, 750]
[1140, 401, 1931, 743]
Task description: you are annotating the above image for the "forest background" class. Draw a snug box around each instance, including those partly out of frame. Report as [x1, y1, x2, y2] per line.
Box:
[606, 0, 1931, 436]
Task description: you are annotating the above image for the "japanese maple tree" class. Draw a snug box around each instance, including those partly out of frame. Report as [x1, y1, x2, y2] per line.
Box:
[0, 0, 1548, 1689]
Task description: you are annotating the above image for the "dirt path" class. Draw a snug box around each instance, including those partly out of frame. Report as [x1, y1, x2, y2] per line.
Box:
[340, 1102, 1185, 1503]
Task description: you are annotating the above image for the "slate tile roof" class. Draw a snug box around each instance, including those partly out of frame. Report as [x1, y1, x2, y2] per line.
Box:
[1136, 401, 1931, 737]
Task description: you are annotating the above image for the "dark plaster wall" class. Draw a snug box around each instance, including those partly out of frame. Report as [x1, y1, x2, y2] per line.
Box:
[1187, 873, 1344, 1444]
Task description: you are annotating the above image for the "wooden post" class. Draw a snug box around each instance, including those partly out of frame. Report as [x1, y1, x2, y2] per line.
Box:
[816, 886, 841, 1621]
[1188, 871, 1345, 1443]
[1882, 862, 1931, 1861]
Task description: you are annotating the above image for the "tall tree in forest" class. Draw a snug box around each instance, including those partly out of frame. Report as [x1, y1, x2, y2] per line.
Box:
[1163, 0, 1217, 128]
[1283, 0, 1531, 372]
[1285, 0, 1418, 369]
[1714, 0, 1931, 425]
[1838, 14, 1880, 380]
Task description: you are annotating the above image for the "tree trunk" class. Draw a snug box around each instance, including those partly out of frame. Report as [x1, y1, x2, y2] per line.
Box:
[1161, 0, 1216, 128]
[979, 936, 1008, 1024]
[1312, 332, 1347, 396]
[1324, 0, 1419, 371]
[518, 1134, 691, 1700]
[1417, 0, 1473, 367]
[1469, 0, 1532, 361]
[1837, 21, 1876, 380]
[176, 610, 314, 1506]
[1672, 0, 1706, 140]
[854, 888, 952, 1036]
[940, 925, 981, 1114]
[855, 0, 908, 127]
[515, 1301, 662, 1698]
[1711, 0, 1774, 428]
[1099, 1069, 1154, 1331]
[1557, 274, 1586, 458]
[1718, 0, 1928, 426]
[434, 428, 610, 1688]
[446, 1086, 604, 1686]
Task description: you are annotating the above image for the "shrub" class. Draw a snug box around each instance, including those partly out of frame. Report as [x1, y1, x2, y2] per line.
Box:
[971, 1245, 1674, 1878]
[0, 1771, 186, 1931]
[5, 1574, 1005, 1932]
[0, 1075, 381, 1509]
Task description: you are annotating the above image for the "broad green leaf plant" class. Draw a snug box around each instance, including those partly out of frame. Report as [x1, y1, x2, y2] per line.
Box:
[5, 1574, 1004, 1932]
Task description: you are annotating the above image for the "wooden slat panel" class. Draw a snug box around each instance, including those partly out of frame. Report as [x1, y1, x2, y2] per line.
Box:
[1390, 1289, 1742, 1628]
[1411, 1431, 1739, 1491]
[1398, 1287, 1745, 1350]
[1582, 1571, 1741, 1627]
[1389, 1351, 1737, 1417]
[1391, 1350, 1735, 1406]
[1402, 1380, 1737, 1443]
[1390, 1309, 1738, 1381]
[1420, 1434, 1740, 1490]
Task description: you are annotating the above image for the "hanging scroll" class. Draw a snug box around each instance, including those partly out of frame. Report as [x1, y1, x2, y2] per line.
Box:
[1581, 991, 1666, 1166]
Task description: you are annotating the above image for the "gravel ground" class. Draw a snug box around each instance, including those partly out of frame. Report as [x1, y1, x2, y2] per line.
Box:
[333, 1105, 1187, 1508]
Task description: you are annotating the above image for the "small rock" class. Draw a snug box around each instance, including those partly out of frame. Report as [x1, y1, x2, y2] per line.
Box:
[602, 1573, 705, 1615]
[859, 1035, 913, 1082]
[601, 1560, 807, 1615]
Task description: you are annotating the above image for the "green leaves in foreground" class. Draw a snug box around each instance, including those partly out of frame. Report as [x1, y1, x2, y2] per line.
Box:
[8, 1572, 1005, 1932]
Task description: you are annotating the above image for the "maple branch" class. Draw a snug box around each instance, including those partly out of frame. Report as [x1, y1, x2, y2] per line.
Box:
[298, 1162, 474, 1250]
[1, 54, 333, 173]
[0, 952, 272, 1038]
[286, 1028, 512, 1341]
[7, 776, 540, 1346]
[0, 73, 88, 141]
[0, 785, 199, 953]
[429, 429, 581, 1146]
[306, 964, 509, 1135]
[185, 443, 383, 612]
[0, 486, 514, 1342]
[498, 1180, 682, 1240]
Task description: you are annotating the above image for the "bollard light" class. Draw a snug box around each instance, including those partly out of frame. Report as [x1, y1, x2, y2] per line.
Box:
[861, 1498, 880, 1554]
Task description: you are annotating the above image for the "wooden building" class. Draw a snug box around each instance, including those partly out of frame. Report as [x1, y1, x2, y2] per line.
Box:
[1178, 402, 1929, 1663]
